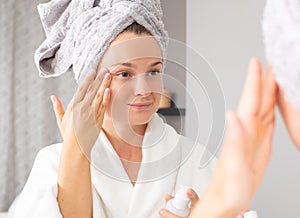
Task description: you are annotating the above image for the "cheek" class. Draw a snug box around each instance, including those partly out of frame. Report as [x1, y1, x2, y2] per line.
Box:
[153, 93, 161, 108]
[110, 79, 132, 98]
[106, 78, 163, 112]
[113, 81, 133, 101]
[147, 77, 163, 93]
[106, 80, 132, 112]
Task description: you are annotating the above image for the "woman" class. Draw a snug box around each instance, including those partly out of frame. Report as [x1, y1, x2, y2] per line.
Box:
[13, 1, 215, 217]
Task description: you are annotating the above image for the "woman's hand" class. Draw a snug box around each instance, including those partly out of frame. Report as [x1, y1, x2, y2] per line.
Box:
[189, 58, 278, 218]
[159, 189, 199, 218]
[51, 68, 111, 156]
[52, 68, 111, 218]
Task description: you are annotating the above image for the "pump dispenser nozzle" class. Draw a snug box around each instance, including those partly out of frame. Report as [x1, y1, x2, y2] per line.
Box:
[165, 186, 191, 218]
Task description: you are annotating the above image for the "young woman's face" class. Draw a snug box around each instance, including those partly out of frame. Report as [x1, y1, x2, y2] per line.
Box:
[98, 32, 163, 126]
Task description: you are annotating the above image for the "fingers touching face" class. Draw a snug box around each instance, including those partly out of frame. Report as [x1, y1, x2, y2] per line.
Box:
[97, 32, 164, 126]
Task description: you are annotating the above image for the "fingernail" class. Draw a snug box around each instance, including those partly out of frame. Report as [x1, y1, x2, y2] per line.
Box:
[188, 189, 195, 198]
[105, 73, 111, 80]
[104, 88, 110, 95]
[89, 71, 96, 79]
[251, 56, 258, 64]
[159, 209, 165, 216]
[100, 68, 109, 74]
[50, 95, 56, 103]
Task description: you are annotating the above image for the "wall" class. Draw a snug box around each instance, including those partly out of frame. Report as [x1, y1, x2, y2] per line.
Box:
[160, 0, 186, 133]
[186, 0, 300, 217]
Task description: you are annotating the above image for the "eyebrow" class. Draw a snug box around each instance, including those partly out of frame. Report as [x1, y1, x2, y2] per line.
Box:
[111, 61, 163, 69]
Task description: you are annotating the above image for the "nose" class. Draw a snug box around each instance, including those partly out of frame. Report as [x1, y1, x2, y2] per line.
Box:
[134, 75, 151, 96]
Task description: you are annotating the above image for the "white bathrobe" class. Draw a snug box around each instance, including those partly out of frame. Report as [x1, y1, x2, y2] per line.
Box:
[13, 114, 217, 218]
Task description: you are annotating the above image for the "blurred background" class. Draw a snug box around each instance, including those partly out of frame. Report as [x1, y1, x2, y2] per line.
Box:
[186, 1, 300, 217]
[0, 0, 299, 217]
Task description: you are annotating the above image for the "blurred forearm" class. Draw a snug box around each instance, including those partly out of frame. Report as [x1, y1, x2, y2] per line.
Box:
[57, 142, 92, 218]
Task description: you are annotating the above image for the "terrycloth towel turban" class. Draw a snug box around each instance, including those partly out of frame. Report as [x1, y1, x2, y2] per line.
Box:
[35, 0, 169, 83]
[263, 0, 300, 108]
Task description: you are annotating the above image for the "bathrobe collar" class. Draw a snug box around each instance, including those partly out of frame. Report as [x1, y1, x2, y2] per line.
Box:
[90, 113, 182, 217]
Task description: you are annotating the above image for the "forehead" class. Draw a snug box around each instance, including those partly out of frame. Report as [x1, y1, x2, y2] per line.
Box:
[100, 32, 162, 69]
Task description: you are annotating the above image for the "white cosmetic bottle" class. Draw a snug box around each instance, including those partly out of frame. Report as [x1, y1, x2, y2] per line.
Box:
[165, 186, 191, 218]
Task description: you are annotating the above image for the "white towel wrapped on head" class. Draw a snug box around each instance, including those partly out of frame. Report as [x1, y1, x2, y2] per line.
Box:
[262, 0, 300, 108]
[35, 0, 169, 83]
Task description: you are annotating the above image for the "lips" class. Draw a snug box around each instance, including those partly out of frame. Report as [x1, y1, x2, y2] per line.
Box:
[128, 102, 153, 110]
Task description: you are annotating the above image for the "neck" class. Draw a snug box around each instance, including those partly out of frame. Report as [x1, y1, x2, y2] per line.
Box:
[102, 116, 147, 161]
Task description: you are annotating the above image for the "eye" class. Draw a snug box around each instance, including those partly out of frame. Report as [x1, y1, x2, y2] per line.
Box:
[147, 70, 161, 77]
[116, 71, 131, 78]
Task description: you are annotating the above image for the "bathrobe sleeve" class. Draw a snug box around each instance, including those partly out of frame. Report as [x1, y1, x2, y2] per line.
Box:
[13, 143, 109, 218]
[13, 144, 63, 218]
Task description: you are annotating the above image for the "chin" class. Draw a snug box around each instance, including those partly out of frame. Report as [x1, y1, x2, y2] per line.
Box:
[129, 110, 156, 126]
